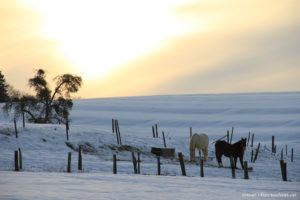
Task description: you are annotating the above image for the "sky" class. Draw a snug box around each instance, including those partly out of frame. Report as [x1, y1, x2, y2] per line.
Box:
[0, 0, 300, 98]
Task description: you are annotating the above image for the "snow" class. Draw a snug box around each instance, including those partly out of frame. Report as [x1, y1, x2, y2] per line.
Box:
[0, 92, 300, 199]
[0, 172, 298, 200]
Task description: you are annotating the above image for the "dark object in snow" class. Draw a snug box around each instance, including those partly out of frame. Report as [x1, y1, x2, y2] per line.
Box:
[244, 161, 249, 179]
[215, 138, 247, 169]
[131, 152, 138, 174]
[113, 154, 117, 174]
[18, 148, 22, 170]
[280, 160, 287, 181]
[151, 147, 175, 157]
[162, 132, 166, 148]
[272, 136, 275, 153]
[178, 152, 186, 176]
[200, 158, 204, 177]
[114, 119, 122, 145]
[253, 142, 261, 163]
[14, 151, 19, 171]
[78, 146, 82, 170]
[67, 152, 71, 173]
[157, 156, 161, 175]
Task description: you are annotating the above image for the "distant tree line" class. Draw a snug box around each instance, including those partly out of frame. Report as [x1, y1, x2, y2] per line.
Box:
[1, 69, 82, 124]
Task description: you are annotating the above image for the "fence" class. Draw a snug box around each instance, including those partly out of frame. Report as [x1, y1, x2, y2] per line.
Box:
[9, 122, 294, 182]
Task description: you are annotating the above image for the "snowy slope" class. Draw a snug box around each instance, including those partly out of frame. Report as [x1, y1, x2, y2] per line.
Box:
[0, 92, 299, 199]
[71, 92, 300, 141]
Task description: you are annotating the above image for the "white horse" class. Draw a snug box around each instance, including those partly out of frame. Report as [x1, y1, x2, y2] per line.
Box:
[189, 133, 209, 161]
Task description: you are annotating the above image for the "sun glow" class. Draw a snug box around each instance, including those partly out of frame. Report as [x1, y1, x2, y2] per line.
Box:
[22, 0, 198, 80]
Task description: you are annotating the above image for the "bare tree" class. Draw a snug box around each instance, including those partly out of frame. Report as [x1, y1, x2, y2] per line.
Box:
[3, 69, 82, 124]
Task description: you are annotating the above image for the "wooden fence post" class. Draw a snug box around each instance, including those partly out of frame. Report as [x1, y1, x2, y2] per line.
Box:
[14, 151, 19, 171]
[230, 127, 234, 144]
[117, 120, 122, 145]
[157, 156, 161, 175]
[253, 142, 260, 163]
[247, 132, 250, 146]
[115, 120, 120, 145]
[137, 152, 141, 174]
[272, 136, 275, 153]
[14, 119, 18, 138]
[78, 145, 82, 170]
[131, 152, 137, 174]
[244, 161, 249, 179]
[283, 162, 287, 181]
[227, 130, 229, 143]
[113, 154, 117, 174]
[162, 132, 166, 148]
[250, 133, 254, 147]
[291, 148, 293, 162]
[200, 158, 204, 177]
[178, 152, 186, 176]
[152, 126, 155, 138]
[18, 148, 22, 170]
[280, 160, 284, 180]
[190, 127, 192, 138]
[112, 119, 115, 133]
[251, 150, 254, 163]
[66, 120, 69, 141]
[230, 157, 235, 179]
[155, 124, 158, 138]
[280, 160, 287, 181]
[67, 152, 71, 173]
[22, 111, 25, 129]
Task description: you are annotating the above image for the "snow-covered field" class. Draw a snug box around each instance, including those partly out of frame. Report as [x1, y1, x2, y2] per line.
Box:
[0, 92, 300, 199]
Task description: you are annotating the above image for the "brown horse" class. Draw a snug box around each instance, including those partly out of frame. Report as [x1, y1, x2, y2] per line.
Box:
[215, 138, 247, 169]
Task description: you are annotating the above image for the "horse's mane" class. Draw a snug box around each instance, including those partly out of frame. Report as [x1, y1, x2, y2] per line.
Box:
[232, 140, 244, 147]
[232, 140, 246, 153]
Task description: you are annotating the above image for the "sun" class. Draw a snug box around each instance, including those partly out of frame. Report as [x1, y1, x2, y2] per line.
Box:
[22, 0, 198, 80]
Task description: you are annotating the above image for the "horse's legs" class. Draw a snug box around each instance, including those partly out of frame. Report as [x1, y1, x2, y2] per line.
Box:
[215, 150, 223, 167]
[190, 146, 195, 161]
[218, 155, 223, 167]
[239, 156, 244, 169]
[198, 148, 202, 159]
[203, 147, 208, 160]
[234, 157, 238, 168]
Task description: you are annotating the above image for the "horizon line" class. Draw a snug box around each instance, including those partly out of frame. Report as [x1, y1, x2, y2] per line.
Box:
[74, 90, 300, 100]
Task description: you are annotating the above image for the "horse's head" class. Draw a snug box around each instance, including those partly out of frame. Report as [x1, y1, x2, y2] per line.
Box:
[241, 138, 247, 151]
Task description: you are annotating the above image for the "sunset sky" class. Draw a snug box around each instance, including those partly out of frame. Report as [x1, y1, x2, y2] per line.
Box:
[1, 0, 299, 98]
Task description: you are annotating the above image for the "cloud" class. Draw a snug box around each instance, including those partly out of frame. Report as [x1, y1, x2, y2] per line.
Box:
[1, 0, 299, 98]
[158, 0, 300, 94]
[0, 0, 73, 93]
[84, 0, 300, 97]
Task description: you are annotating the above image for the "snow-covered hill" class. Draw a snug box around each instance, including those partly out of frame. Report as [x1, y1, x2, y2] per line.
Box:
[0, 92, 299, 199]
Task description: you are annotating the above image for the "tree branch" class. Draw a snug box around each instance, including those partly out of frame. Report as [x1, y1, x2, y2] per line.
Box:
[23, 109, 36, 121]
[50, 81, 65, 106]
